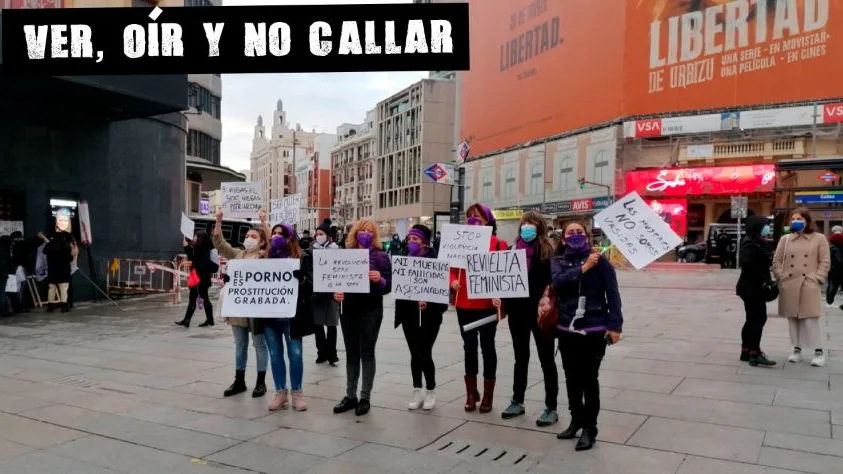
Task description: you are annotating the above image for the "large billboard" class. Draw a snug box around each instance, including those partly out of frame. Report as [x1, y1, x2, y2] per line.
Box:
[459, 0, 625, 158]
[625, 0, 843, 116]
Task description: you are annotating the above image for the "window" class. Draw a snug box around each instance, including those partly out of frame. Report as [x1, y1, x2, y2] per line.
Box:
[530, 163, 543, 195]
[186, 0, 213, 6]
[592, 150, 610, 184]
[187, 130, 221, 164]
[559, 157, 574, 191]
[482, 172, 493, 200]
[504, 170, 515, 197]
[188, 83, 221, 119]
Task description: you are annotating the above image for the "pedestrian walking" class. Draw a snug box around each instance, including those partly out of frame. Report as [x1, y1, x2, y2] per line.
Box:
[264, 223, 313, 411]
[551, 221, 622, 452]
[826, 226, 843, 308]
[395, 224, 447, 411]
[332, 219, 392, 417]
[496, 211, 559, 426]
[176, 231, 218, 328]
[450, 203, 508, 414]
[311, 219, 340, 366]
[773, 208, 830, 367]
[736, 215, 776, 367]
[212, 207, 271, 398]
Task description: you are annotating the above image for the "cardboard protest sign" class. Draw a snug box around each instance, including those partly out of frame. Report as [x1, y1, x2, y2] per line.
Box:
[438, 223, 492, 269]
[313, 248, 370, 294]
[593, 191, 683, 270]
[220, 258, 300, 318]
[465, 249, 529, 299]
[269, 194, 302, 227]
[221, 182, 262, 219]
[180, 213, 195, 239]
[391, 256, 450, 305]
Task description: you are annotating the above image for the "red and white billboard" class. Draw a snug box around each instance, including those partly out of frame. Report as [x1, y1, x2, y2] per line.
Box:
[645, 198, 687, 238]
[623, 114, 732, 138]
[626, 164, 776, 197]
[823, 103, 843, 124]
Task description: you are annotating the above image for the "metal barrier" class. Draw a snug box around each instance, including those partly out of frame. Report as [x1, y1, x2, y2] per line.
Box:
[106, 259, 179, 301]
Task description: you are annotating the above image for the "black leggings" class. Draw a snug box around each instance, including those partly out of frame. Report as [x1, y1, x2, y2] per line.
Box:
[185, 282, 213, 322]
[314, 325, 337, 360]
[457, 308, 497, 380]
[508, 307, 558, 409]
[827, 278, 841, 305]
[741, 296, 768, 352]
[559, 332, 606, 429]
[401, 310, 443, 390]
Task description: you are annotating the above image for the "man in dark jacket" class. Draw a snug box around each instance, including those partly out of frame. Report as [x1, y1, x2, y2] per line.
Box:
[827, 226, 843, 307]
[736, 215, 776, 367]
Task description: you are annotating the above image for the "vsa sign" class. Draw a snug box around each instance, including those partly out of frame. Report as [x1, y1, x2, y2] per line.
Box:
[823, 103, 843, 124]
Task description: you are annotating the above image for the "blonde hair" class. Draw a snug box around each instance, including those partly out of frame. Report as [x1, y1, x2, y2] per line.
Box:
[345, 219, 383, 250]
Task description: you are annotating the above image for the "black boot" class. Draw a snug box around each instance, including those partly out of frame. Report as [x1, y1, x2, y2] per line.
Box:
[252, 371, 267, 398]
[333, 396, 358, 414]
[748, 351, 776, 367]
[175, 312, 191, 327]
[198, 318, 214, 327]
[556, 420, 582, 440]
[223, 370, 247, 397]
[575, 427, 598, 451]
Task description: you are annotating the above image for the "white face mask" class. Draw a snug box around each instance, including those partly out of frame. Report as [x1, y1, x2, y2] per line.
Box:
[315, 235, 327, 245]
[243, 238, 259, 251]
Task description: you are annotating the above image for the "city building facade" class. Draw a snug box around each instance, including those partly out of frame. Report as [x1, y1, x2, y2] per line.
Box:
[331, 110, 376, 229]
[374, 78, 456, 236]
[250, 100, 317, 206]
[298, 133, 337, 232]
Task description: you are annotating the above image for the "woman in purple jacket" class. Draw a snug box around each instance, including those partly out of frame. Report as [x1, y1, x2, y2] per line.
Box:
[332, 219, 392, 417]
[551, 221, 623, 452]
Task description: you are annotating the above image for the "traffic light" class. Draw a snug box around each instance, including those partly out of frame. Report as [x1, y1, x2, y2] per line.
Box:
[578, 178, 586, 190]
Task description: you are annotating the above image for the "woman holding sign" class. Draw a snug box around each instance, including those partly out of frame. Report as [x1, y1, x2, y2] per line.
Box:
[311, 219, 341, 366]
[495, 211, 559, 427]
[213, 208, 271, 399]
[332, 219, 392, 417]
[176, 231, 218, 328]
[551, 221, 622, 452]
[264, 224, 314, 411]
[450, 203, 508, 414]
[395, 224, 448, 411]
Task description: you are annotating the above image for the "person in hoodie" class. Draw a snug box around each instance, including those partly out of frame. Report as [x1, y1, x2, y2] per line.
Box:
[264, 223, 314, 412]
[395, 224, 448, 411]
[736, 216, 776, 367]
[389, 234, 403, 257]
[310, 219, 341, 365]
[551, 221, 622, 452]
[827, 226, 843, 308]
[450, 203, 509, 414]
[332, 218, 392, 417]
[212, 208, 271, 399]
[494, 211, 559, 426]
[176, 231, 219, 328]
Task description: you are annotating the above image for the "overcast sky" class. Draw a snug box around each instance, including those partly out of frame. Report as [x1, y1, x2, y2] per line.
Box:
[220, 0, 428, 172]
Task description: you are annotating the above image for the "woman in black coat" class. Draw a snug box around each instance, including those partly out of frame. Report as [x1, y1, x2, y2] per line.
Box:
[394, 224, 448, 411]
[736, 215, 776, 367]
[176, 231, 218, 327]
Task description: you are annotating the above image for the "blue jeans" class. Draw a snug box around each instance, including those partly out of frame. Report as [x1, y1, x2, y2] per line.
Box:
[264, 320, 304, 391]
[231, 325, 268, 372]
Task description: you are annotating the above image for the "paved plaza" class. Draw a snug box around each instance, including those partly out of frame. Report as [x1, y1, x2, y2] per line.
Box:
[1, 267, 843, 473]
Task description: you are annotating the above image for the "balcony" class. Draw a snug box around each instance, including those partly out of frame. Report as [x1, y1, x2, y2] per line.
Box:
[679, 138, 806, 162]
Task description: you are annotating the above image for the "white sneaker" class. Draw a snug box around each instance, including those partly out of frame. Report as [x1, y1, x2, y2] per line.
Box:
[811, 352, 827, 367]
[408, 389, 423, 410]
[423, 390, 436, 411]
[788, 350, 803, 363]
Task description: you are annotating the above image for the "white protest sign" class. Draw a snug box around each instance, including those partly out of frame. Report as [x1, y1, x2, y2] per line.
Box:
[439, 223, 492, 269]
[269, 194, 301, 226]
[180, 213, 195, 239]
[221, 258, 300, 318]
[391, 256, 450, 305]
[221, 182, 263, 219]
[593, 191, 683, 270]
[465, 249, 529, 299]
[0, 220, 23, 236]
[313, 248, 370, 294]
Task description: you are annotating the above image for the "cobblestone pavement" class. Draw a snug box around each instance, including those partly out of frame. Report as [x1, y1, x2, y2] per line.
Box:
[1, 266, 843, 473]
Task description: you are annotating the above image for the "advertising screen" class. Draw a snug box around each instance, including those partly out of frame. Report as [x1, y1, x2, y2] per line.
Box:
[645, 198, 688, 238]
[626, 164, 777, 197]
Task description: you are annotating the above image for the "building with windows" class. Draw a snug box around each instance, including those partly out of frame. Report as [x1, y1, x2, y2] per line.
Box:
[331, 110, 376, 228]
[250, 100, 318, 206]
[298, 134, 337, 232]
[373, 78, 455, 235]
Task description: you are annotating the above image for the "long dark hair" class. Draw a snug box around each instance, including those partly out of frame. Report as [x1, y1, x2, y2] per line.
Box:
[192, 231, 213, 255]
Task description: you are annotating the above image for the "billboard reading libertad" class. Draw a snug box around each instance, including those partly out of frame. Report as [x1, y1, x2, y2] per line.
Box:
[625, 0, 843, 116]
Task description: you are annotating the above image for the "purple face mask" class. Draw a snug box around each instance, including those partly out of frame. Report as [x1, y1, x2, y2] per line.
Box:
[407, 241, 423, 256]
[357, 231, 374, 248]
[467, 216, 482, 226]
[272, 235, 287, 248]
[565, 233, 589, 251]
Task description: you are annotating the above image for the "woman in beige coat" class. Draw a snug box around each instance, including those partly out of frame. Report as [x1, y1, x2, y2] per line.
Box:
[213, 207, 272, 397]
[772, 208, 830, 367]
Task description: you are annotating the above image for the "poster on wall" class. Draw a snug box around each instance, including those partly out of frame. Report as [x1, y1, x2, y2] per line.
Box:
[645, 199, 687, 239]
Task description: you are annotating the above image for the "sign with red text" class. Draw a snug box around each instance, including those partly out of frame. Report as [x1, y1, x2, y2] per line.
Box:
[626, 164, 776, 197]
[823, 103, 843, 124]
[595, 192, 683, 270]
[623, 113, 729, 138]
